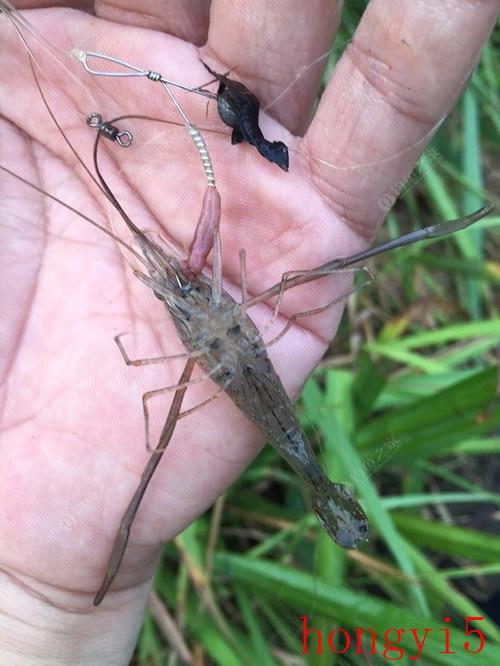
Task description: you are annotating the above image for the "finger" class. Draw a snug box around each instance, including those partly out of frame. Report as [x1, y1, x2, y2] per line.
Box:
[304, 0, 499, 239]
[205, 0, 342, 134]
[94, 0, 210, 45]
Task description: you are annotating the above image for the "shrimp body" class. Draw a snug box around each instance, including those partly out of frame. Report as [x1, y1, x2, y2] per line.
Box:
[140, 245, 368, 548]
[202, 62, 289, 171]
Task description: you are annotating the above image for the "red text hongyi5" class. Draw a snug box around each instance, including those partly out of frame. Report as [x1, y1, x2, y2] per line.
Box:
[300, 615, 485, 660]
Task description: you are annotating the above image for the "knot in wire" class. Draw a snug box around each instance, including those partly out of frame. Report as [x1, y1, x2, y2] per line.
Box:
[86, 113, 133, 148]
[146, 71, 162, 82]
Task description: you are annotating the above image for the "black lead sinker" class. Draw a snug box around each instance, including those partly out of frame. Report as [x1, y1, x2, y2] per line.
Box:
[202, 61, 289, 171]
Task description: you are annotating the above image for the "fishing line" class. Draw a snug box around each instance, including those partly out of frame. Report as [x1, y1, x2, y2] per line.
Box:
[1, 2, 102, 111]
[261, 37, 354, 113]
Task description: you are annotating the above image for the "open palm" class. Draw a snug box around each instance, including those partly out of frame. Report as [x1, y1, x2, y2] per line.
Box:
[0, 0, 496, 648]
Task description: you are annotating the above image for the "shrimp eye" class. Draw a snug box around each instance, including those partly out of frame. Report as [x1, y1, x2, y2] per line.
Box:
[210, 338, 222, 351]
[227, 324, 241, 336]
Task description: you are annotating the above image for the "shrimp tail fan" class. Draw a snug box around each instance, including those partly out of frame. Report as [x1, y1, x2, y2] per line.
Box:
[312, 480, 368, 549]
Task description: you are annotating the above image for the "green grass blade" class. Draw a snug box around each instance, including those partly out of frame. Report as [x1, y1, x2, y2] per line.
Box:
[363, 343, 451, 373]
[356, 367, 498, 462]
[381, 492, 494, 510]
[462, 85, 484, 318]
[393, 514, 500, 563]
[234, 585, 279, 665]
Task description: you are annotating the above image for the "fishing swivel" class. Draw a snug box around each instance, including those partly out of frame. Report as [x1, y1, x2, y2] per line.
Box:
[86, 112, 133, 147]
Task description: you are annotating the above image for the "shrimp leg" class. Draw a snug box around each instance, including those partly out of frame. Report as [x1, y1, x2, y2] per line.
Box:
[93, 357, 196, 606]
[141, 364, 223, 451]
[245, 205, 494, 308]
[114, 334, 204, 366]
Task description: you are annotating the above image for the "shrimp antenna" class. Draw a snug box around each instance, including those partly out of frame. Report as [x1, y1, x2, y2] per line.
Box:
[28, 57, 109, 198]
[0, 0, 37, 60]
[0, 163, 145, 265]
[1, 1, 101, 109]
[1, 1, 68, 57]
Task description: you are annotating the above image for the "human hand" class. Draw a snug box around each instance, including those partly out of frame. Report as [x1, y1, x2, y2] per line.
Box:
[0, 1, 497, 663]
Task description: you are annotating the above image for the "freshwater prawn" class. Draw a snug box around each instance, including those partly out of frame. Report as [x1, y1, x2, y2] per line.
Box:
[8, 102, 370, 603]
[1, 102, 490, 603]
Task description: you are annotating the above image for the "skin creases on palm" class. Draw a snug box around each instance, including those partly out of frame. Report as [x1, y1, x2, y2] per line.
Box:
[0, 9, 366, 602]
